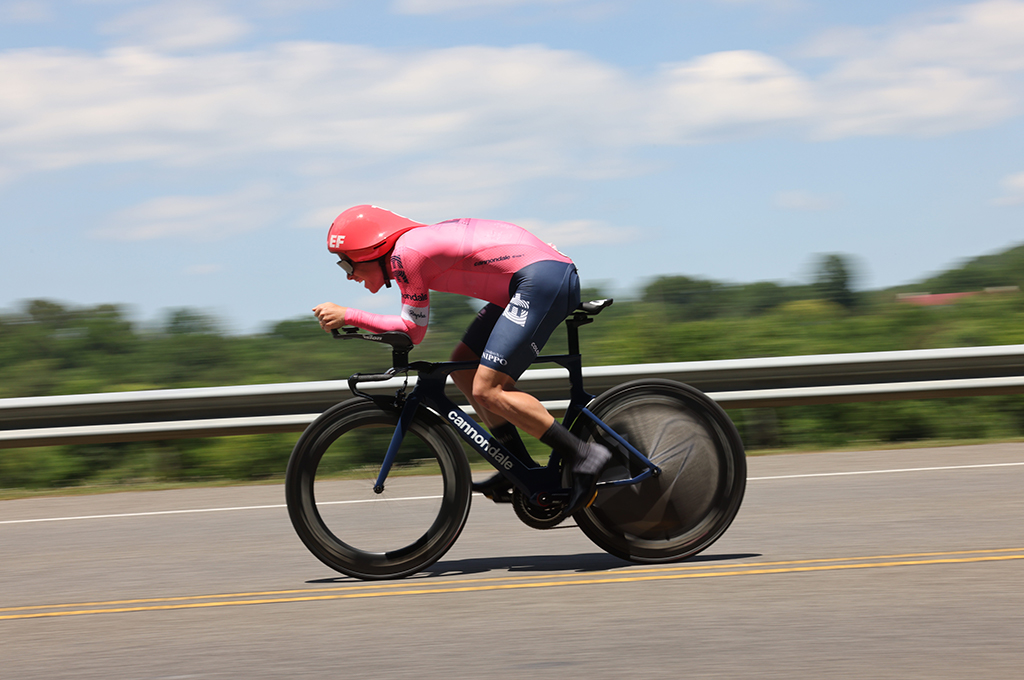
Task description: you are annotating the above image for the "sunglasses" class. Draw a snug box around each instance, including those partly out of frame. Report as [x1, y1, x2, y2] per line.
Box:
[336, 258, 355, 275]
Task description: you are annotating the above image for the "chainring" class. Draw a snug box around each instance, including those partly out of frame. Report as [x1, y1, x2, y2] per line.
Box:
[512, 488, 567, 530]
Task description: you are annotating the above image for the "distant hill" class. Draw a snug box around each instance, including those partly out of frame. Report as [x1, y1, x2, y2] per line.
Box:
[904, 242, 1024, 294]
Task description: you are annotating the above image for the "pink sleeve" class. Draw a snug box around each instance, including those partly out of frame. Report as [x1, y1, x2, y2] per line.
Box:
[344, 243, 433, 344]
[343, 307, 427, 344]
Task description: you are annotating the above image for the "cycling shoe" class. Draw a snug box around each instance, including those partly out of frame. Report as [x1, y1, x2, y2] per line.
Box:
[560, 442, 611, 518]
[560, 471, 600, 518]
[471, 472, 514, 503]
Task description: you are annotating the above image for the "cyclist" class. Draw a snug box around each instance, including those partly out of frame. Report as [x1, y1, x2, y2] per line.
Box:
[313, 205, 610, 518]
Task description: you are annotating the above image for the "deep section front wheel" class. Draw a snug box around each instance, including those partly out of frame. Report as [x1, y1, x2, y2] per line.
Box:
[569, 379, 746, 563]
[285, 398, 472, 580]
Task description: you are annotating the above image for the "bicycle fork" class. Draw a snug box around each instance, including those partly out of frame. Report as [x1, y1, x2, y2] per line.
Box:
[372, 391, 423, 494]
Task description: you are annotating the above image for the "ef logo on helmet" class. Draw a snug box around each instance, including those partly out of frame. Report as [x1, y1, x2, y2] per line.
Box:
[327, 205, 424, 258]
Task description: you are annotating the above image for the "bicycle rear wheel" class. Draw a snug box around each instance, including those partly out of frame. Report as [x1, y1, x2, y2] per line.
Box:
[569, 379, 745, 563]
[285, 398, 472, 580]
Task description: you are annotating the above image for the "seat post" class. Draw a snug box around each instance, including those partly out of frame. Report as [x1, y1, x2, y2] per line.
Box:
[392, 346, 411, 370]
[564, 311, 593, 356]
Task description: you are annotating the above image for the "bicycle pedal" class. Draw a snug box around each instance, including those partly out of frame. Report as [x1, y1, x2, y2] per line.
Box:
[485, 489, 514, 504]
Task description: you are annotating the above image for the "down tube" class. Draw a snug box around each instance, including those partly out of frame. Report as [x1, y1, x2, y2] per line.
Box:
[423, 395, 542, 488]
[429, 397, 505, 469]
[372, 393, 422, 493]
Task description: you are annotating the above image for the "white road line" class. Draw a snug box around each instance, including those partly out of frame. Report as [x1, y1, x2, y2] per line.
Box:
[3, 461, 1023, 525]
[0, 496, 445, 525]
[749, 461, 1024, 481]
[0, 504, 286, 524]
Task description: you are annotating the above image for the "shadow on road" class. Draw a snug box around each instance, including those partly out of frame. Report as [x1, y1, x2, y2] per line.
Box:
[307, 551, 761, 583]
[424, 551, 762, 578]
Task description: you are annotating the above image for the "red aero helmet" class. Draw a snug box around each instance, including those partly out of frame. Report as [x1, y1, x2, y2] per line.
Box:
[327, 205, 425, 262]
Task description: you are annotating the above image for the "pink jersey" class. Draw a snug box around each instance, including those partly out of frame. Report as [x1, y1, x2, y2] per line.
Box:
[344, 218, 572, 344]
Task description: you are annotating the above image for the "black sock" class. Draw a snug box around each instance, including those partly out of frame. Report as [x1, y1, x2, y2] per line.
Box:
[540, 421, 583, 464]
[540, 421, 609, 475]
[491, 421, 536, 466]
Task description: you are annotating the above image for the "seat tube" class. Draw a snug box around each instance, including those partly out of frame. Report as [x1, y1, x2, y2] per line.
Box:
[562, 354, 591, 406]
[372, 393, 421, 494]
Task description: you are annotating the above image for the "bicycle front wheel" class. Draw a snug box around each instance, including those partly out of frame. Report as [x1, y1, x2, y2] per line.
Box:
[285, 398, 472, 580]
[570, 379, 746, 563]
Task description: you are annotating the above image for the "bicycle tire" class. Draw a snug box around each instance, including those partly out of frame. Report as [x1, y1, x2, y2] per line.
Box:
[285, 398, 472, 580]
[569, 379, 746, 563]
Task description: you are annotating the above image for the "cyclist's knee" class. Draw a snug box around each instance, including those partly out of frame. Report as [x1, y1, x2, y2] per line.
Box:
[471, 367, 513, 413]
[471, 382, 501, 412]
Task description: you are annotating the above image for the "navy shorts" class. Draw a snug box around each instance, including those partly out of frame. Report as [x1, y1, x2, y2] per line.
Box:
[461, 260, 581, 380]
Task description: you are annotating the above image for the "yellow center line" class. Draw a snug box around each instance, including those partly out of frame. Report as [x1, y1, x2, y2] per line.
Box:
[3, 546, 1021, 612]
[4, 547, 1023, 621]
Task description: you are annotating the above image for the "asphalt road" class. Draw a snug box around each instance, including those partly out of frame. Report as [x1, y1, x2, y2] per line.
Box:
[3, 443, 1023, 679]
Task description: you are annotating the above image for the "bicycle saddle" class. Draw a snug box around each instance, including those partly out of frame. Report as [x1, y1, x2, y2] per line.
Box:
[577, 298, 613, 315]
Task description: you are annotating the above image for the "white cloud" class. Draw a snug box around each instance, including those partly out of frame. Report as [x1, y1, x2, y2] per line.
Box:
[392, 0, 578, 15]
[4, 3, 1021, 179]
[806, 0, 1024, 73]
[92, 185, 279, 241]
[713, 0, 805, 10]
[101, 1, 251, 51]
[2, 0, 1024, 228]
[0, 1, 53, 24]
[994, 171, 1024, 205]
[0, 42, 644, 184]
[256, 0, 334, 15]
[814, 67, 1013, 139]
[806, 0, 1024, 138]
[646, 50, 813, 143]
[515, 218, 630, 247]
[0, 41, 807, 184]
[773, 190, 840, 211]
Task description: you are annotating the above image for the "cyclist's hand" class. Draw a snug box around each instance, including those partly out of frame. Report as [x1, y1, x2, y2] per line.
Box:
[313, 303, 347, 332]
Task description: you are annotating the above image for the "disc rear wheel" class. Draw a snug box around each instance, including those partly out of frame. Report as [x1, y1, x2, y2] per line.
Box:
[570, 379, 746, 563]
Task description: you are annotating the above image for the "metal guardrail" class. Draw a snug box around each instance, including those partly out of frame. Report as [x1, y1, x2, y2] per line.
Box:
[2, 343, 1024, 448]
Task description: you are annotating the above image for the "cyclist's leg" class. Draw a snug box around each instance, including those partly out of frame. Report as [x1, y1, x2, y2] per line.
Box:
[468, 262, 573, 437]
[449, 341, 493, 425]
[475, 363, 609, 514]
[453, 304, 536, 499]
[451, 304, 506, 429]
[451, 308, 511, 430]
[472, 365, 554, 438]
[470, 261, 609, 515]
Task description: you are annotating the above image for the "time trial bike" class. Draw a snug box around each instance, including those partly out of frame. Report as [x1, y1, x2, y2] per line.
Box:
[285, 299, 746, 580]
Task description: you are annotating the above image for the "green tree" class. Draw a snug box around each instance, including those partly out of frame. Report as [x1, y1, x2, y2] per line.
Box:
[731, 281, 803, 316]
[642, 275, 725, 320]
[919, 243, 1024, 293]
[814, 254, 856, 310]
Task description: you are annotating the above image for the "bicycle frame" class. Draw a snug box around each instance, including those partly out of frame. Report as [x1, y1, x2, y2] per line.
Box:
[342, 311, 662, 507]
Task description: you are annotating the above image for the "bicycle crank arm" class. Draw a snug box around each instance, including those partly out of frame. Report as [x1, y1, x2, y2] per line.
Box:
[533, 489, 570, 506]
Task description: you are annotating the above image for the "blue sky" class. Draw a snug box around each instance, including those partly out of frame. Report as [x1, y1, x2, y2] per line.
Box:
[2, 0, 1023, 333]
